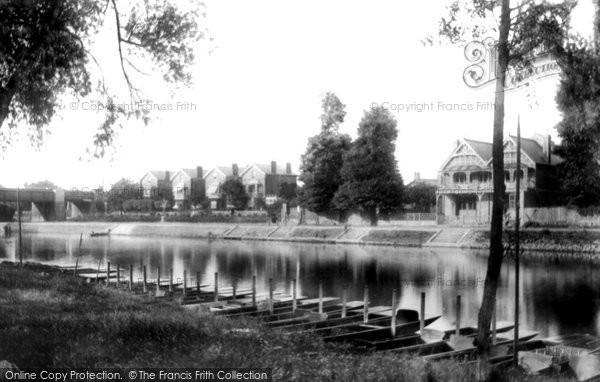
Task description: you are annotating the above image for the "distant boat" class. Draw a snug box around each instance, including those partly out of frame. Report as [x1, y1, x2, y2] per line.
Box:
[90, 229, 111, 237]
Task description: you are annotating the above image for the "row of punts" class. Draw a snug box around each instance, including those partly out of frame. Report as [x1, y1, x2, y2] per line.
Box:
[38, 261, 600, 381]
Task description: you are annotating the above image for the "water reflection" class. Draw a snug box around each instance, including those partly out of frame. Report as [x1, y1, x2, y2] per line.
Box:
[1, 234, 599, 338]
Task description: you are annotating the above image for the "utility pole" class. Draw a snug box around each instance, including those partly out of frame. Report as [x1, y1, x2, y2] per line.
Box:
[17, 187, 23, 267]
[513, 116, 521, 367]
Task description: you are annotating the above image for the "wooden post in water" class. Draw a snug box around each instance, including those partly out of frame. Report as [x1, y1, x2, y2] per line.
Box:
[252, 275, 256, 307]
[73, 233, 83, 276]
[514, 118, 521, 368]
[169, 268, 173, 293]
[106, 261, 111, 286]
[183, 270, 187, 297]
[17, 187, 22, 267]
[129, 265, 133, 291]
[269, 278, 274, 314]
[341, 284, 347, 318]
[196, 271, 201, 298]
[455, 295, 461, 336]
[232, 279, 237, 300]
[116, 265, 120, 287]
[492, 303, 497, 344]
[363, 286, 369, 324]
[318, 280, 323, 314]
[96, 258, 101, 284]
[142, 266, 147, 293]
[156, 267, 161, 294]
[420, 292, 426, 333]
[292, 279, 297, 312]
[391, 289, 398, 337]
[214, 272, 219, 302]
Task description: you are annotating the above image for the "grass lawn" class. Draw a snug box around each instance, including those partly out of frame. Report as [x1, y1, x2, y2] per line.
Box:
[360, 230, 434, 245]
[0, 262, 572, 381]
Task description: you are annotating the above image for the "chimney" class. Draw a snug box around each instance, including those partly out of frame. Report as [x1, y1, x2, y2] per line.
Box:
[414, 172, 420, 182]
[165, 170, 170, 181]
[286, 162, 292, 174]
[232, 163, 239, 177]
[271, 161, 277, 174]
[196, 166, 203, 179]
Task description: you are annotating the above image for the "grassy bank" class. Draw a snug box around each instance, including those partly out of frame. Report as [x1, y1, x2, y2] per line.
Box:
[0, 262, 571, 381]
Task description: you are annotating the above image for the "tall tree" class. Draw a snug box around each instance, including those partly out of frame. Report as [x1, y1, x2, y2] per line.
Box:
[433, 0, 572, 370]
[333, 107, 404, 226]
[220, 178, 249, 211]
[320, 91, 346, 133]
[405, 183, 437, 212]
[555, 2, 600, 207]
[107, 178, 141, 211]
[0, 0, 203, 155]
[298, 92, 351, 215]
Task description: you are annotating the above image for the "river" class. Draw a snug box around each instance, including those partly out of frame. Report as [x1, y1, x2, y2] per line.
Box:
[2, 233, 599, 338]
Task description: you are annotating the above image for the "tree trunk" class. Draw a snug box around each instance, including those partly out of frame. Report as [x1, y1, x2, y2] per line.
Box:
[595, 0, 600, 47]
[476, 0, 511, 375]
[368, 209, 378, 226]
[0, 78, 17, 128]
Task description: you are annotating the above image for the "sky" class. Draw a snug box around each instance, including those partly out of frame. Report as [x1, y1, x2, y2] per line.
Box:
[0, 0, 595, 189]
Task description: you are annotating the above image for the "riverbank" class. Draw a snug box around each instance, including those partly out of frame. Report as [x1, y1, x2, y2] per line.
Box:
[0, 261, 564, 381]
[14, 222, 600, 261]
[16, 222, 439, 247]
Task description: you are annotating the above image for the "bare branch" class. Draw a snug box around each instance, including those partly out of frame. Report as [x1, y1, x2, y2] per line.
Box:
[110, 0, 140, 100]
[124, 58, 151, 76]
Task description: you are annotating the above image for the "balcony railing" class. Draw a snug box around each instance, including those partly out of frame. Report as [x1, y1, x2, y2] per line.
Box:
[438, 179, 535, 193]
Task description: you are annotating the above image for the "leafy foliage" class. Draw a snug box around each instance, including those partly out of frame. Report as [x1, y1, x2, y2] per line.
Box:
[298, 92, 351, 213]
[554, 40, 600, 206]
[220, 178, 249, 210]
[23, 180, 60, 190]
[0, 0, 204, 155]
[333, 107, 404, 226]
[405, 183, 437, 213]
[278, 182, 298, 206]
[107, 178, 142, 211]
[320, 91, 346, 133]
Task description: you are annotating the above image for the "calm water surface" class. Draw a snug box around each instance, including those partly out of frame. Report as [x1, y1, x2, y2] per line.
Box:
[2, 234, 599, 338]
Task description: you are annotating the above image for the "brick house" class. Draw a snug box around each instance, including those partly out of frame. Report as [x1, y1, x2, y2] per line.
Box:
[203, 164, 241, 209]
[240, 161, 297, 207]
[171, 166, 205, 210]
[140, 170, 171, 200]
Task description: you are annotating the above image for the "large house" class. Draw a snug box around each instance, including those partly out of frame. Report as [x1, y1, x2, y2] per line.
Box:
[140, 170, 171, 199]
[203, 164, 241, 209]
[436, 134, 561, 225]
[171, 167, 205, 210]
[240, 161, 297, 207]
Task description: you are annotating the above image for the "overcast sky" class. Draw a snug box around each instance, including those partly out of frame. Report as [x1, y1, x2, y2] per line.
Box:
[0, 0, 594, 189]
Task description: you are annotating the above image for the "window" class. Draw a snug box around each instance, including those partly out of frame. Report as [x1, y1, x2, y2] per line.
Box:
[509, 193, 515, 209]
[504, 171, 511, 182]
[453, 172, 467, 183]
[515, 169, 524, 181]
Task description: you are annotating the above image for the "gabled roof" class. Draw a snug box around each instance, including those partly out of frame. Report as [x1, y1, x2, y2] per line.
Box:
[241, 163, 297, 177]
[171, 168, 197, 181]
[204, 166, 239, 179]
[440, 138, 490, 171]
[464, 139, 493, 162]
[142, 170, 170, 182]
[181, 168, 197, 178]
[508, 136, 562, 165]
